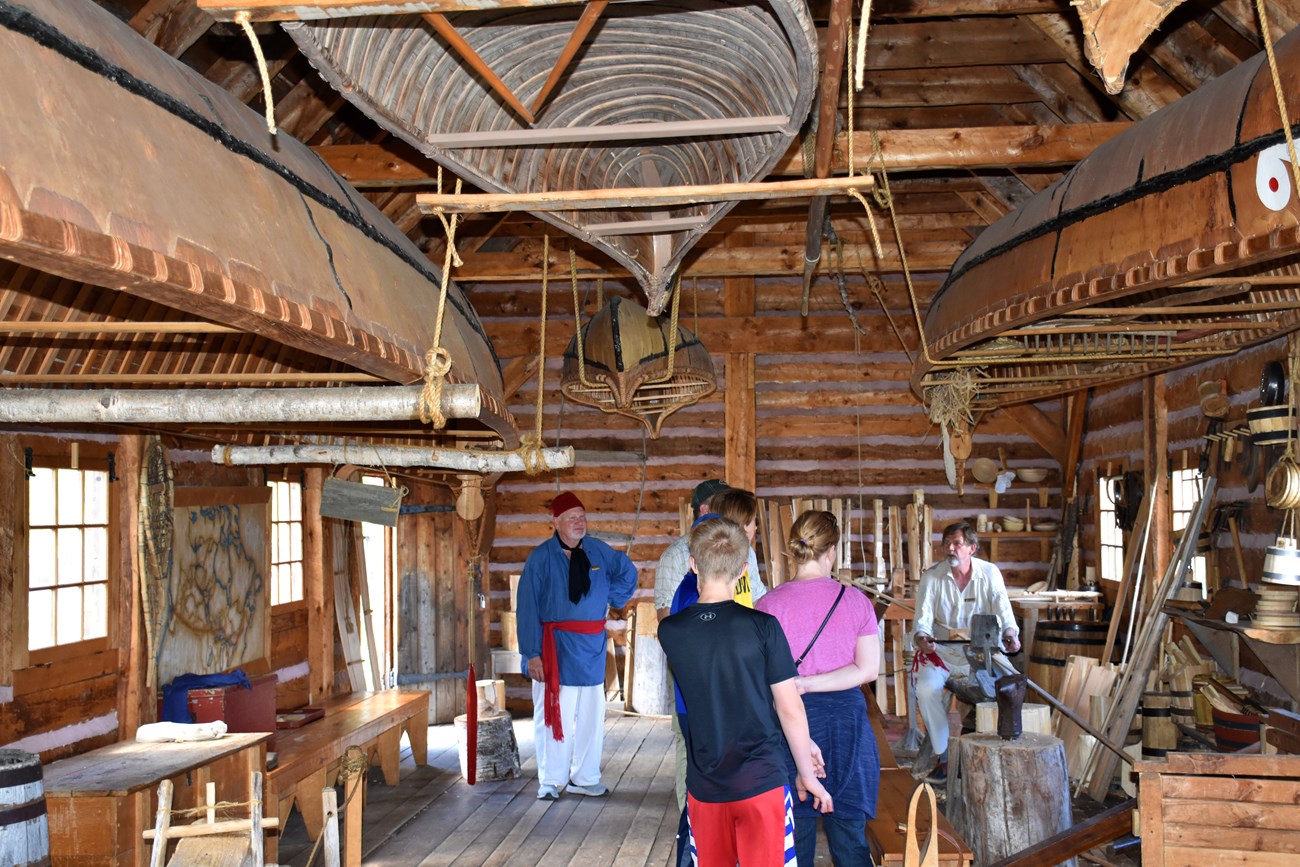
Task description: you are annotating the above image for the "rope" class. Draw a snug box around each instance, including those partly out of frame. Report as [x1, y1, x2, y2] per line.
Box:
[418, 167, 464, 428]
[647, 275, 682, 384]
[854, 0, 873, 92]
[866, 272, 913, 364]
[1255, 0, 1300, 208]
[302, 746, 370, 867]
[235, 12, 276, 136]
[570, 250, 597, 388]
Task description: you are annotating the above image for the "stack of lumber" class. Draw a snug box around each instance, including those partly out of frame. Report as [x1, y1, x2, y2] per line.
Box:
[1052, 655, 1118, 780]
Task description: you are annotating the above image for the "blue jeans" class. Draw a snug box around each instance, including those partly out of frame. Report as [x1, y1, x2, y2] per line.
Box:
[794, 812, 874, 866]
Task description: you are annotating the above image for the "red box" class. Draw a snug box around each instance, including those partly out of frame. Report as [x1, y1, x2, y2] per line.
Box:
[158, 673, 278, 749]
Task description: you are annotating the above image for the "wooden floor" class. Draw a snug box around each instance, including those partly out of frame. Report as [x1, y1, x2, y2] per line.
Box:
[276, 710, 680, 867]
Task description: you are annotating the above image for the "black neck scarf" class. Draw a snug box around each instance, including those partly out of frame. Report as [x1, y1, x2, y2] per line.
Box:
[556, 534, 592, 603]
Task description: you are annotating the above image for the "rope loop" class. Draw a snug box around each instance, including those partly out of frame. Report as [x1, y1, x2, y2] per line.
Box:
[418, 346, 453, 427]
[517, 432, 548, 474]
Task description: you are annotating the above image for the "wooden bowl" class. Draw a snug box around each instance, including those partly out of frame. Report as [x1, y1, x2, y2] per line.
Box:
[1017, 468, 1049, 484]
[1001, 517, 1026, 532]
[970, 457, 999, 484]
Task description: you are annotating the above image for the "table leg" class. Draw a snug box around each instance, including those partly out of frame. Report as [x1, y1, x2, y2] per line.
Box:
[406, 712, 429, 767]
[377, 728, 401, 786]
[294, 768, 328, 839]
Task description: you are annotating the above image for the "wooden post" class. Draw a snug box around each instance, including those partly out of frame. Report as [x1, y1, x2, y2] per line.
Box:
[115, 434, 153, 735]
[305, 467, 334, 702]
[873, 498, 884, 582]
[344, 760, 362, 867]
[321, 787, 341, 867]
[724, 233, 756, 494]
[1144, 375, 1170, 608]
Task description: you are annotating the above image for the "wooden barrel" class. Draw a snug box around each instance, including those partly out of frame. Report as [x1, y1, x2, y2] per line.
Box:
[1141, 691, 1177, 760]
[0, 749, 49, 867]
[1212, 708, 1261, 751]
[1027, 622, 1109, 699]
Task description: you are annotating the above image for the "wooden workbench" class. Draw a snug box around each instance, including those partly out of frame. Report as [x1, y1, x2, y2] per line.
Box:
[43, 731, 269, 867]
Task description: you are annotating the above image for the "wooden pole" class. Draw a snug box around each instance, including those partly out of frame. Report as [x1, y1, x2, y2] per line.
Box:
[417, 175, 876, 214]
[211, 443, 575, 472]
[305, 468, 333, 702]
[0, 384, 481, 424]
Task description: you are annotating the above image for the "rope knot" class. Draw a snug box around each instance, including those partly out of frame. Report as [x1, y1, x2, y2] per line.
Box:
[517, 433, 548, 475]
[419, 347, 454, 428]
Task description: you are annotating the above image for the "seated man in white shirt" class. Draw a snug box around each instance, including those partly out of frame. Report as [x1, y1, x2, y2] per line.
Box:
[912, 521, 1021, 783]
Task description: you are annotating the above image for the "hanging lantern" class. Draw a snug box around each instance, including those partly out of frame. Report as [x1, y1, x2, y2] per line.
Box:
[560, 295, 715, 438]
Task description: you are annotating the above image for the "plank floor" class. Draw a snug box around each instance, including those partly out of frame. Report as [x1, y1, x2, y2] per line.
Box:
[274, 710, 680, 867]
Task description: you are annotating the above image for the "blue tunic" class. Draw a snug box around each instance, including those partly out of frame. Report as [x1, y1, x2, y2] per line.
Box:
[515, 534, 638, 686]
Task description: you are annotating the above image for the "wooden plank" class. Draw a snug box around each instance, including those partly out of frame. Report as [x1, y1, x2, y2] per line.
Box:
[199, 0, 594, 22]
[43, 732, 269, 797]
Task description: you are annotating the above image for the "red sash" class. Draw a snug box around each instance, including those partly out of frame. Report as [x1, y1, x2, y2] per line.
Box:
[542, 619, 606, 740]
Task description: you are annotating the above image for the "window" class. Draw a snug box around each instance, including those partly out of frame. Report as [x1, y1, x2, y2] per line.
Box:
[268, 479, 304, 605]
[1098, 474, 1124, 582]
[1171, 467, 1207, 589]
[27, 466, 110, 651]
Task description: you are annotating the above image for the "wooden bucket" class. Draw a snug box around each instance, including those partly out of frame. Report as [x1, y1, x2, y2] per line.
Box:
[1027, 622, 1109, 699]
[0, 750, 49, 867]
[1141, 691, 1177, 760]
[1212, 708, 1262, 751]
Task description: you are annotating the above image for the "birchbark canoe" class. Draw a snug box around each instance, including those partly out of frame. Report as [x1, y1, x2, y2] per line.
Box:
[914, 26, 1300, 410]
[284, 1, 819, 315]
[0, 0, 516, 442]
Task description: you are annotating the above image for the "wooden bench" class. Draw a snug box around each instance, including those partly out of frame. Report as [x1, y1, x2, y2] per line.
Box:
[863, 691, 974, 866]
[266, 689, 429, 861]
[43, 731, 269, 867]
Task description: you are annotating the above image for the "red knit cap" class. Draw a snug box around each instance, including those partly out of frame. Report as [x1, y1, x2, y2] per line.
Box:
[550, 491, 584, 517]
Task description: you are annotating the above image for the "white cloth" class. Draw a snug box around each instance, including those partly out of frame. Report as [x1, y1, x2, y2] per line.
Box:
[912, 556, 1018, 642]
[135, 720, 228, 743]
[913, 644, 968, 757]
[653, 536, 765, 610]
[531, 680, 605, 789]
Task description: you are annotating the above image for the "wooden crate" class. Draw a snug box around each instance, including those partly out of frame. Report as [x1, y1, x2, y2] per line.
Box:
[1137, 753, 1300, 865]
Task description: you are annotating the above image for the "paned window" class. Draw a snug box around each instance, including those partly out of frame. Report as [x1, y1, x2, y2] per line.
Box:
[268, 479, 304, 605]
[1098, 474, 1124, 582]
[1171, 467, 1207, 588]
[27, 467, 110, 650]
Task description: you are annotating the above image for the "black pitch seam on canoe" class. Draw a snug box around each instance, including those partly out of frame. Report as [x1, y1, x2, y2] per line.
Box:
[0, 0, 500, 373]
[938, 108, 1300, 296]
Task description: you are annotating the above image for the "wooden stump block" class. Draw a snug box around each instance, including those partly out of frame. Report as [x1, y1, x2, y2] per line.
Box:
[632, 601, 673, 715]
[952, 732, 1075, 867]
[455, 710, 521, 782]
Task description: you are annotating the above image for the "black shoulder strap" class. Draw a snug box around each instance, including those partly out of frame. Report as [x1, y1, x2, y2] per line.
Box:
[794, 584, 847, 667]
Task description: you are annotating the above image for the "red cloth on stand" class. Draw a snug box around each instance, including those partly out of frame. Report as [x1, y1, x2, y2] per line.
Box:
[541, 619, 606, 740]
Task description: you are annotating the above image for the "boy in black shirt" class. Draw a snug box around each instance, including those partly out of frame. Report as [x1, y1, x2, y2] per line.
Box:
[659, 518, 832, 866]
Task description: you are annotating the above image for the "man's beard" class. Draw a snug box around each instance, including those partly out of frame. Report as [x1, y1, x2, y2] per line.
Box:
[947, 554, 960, 567]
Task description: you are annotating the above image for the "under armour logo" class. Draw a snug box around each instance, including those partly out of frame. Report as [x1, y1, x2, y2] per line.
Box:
[698, 611, 716, 621]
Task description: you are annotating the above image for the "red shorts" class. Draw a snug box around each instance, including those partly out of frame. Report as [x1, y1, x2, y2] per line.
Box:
[686, 786, 796, 867]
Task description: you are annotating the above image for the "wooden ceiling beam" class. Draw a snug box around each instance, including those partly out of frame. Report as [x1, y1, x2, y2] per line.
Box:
[317, 122, 1128, 187]
[453, 240, 966, 281]
[130, 0, 214, 57]
[198, 0, 598, 22]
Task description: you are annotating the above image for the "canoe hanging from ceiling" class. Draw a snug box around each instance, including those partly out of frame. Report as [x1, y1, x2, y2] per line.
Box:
[0, 0, 516, 442]
[914, 26, 1300, 410]
[284, 1, 819, 315]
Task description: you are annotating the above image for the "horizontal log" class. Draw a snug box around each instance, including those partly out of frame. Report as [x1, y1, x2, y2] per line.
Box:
[417, 176, 877, 215]
[319, 123, 1126, 186]
[0, 384, 480, 424]
[212, 443, 575, 472]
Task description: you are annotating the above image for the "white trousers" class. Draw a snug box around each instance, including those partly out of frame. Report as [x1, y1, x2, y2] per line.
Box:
[912, 644, 971, 758]
[531, 680, 606, 788]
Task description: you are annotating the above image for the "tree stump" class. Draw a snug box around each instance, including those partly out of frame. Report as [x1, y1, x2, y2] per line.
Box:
[455, 709, 521, 782]
[632, 600, 673, 715]
[952, 732, 1075, 867]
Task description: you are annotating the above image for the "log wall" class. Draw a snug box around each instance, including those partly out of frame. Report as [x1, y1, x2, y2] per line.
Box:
[479, 275, 1063, 632]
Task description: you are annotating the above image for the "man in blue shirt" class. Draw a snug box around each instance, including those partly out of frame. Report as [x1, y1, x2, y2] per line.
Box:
[516, 492, 639, 800]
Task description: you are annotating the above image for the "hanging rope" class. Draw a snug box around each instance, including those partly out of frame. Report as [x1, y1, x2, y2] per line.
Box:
[854, 0, 874, 92]
[647, 275, 682, 384]
[236, 12, 277, 135]
[514, 236, 551, 474]
[418, 167, 464, 428]
[569, 249, 597, 388]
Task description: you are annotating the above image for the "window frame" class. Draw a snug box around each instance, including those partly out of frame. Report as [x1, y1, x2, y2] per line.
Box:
[1097, 472, 1125, 583]
[16, 442, 118, 670]
[1170, 466, 1208, 589]
[267, 477, 305, 608]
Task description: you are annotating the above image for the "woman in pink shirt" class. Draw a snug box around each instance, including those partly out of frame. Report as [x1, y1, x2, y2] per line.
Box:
[756, 510, 881, 866]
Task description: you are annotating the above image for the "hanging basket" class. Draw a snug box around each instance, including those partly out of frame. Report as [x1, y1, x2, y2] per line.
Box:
[560, 295, 716, 437]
